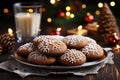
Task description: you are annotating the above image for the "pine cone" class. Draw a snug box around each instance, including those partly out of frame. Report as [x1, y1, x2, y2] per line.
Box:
[0, 33, 16, 53]
[0, 44, 3, 55]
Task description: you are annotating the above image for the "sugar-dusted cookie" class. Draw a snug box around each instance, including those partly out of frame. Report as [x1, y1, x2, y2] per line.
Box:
[38, 37, 67, 56]
[17, 43, 35, 57]
[62, 35, 88, 49]
[27, 50, 56, 65]
[59, 49, 86, 66]
[81, 43, 104, 60]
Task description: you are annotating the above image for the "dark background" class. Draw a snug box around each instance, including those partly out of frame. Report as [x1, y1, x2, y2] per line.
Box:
[0, 0, 120, 35]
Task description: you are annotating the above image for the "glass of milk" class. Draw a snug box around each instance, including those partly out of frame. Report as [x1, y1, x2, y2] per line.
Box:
[13, 2, 42, 44]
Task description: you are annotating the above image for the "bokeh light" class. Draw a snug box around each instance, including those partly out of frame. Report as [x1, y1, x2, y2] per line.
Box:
[47, 18, 52, 22]
[66, 6, 71, 11]
[56, 27, 62, 31]
[82, 4, 86, 9]
[66, 12, 70, 16]
[28, 9, 33, 13]
[98, 2, 103, 8]
[86, 12, 91, 16]
[95, 10, 100, 15]
[110, 1, 115, 7]
[70, 13, 75, 18]
[3, 8, 9, 14]
[50, 0, 56, 4]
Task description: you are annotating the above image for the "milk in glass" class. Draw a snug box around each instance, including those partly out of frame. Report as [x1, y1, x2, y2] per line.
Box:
[15, 13, 41, 42]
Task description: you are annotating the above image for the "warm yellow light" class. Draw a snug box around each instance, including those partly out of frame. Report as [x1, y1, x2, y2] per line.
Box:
[116, 44, 120, 49]
[110, 1, 115, 7]
[66, 6, 71, 11]
[66, 12, 71, 16]
[95, 10, 100, 15]
[3, 8, 9, 13]
[50, 0, 56, 4]
[98, 2, 103, 8]
[47, 18, 52, 22]
[28, 9, 33, 13]
[96, 24, 99, 28]
[78, 25, 82, 30]
[56, 27, 62, 31]
[82, 4, 86, 9]
[113, 33, 117, 36]
[26, 13, 30, 16]
[86, 12, 91, 16]
[70, 13, 75, 18]
[8, 28, 13, 36]
[57, 0, 60, 1]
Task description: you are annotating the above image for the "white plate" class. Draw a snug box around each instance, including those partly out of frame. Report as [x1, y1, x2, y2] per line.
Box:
[12, 50, 108, 70]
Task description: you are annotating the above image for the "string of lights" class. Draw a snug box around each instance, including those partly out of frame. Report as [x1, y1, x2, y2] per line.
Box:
[0, 0, 119, 25]
[46, 0, 117, 23]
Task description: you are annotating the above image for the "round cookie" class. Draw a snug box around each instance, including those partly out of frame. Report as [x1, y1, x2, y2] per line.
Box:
[38, 37, 67, 56]
[81, 43, 104, 60]
[17, 43, 35, 57]
[27, 50, 56, 65]
[59, 49, 86, 66]
[62, 35, 88, 49]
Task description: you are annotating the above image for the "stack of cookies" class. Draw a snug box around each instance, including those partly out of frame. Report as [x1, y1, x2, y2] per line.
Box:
[14, 35, 105, 66]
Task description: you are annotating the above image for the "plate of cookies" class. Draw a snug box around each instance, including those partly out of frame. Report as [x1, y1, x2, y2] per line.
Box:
[13, 35, 108, 69]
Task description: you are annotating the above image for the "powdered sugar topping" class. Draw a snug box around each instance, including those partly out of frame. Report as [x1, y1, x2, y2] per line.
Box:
[85, 37, 96, 44]
[38, 37, 63, 53]
[60, 49, 85, 64]
[81, 43, 102, 56]
[33, 35, 50, 43]
[18, 43, 34, 52]
[62, 35, 85, 46]
[28, 51, 49, 60]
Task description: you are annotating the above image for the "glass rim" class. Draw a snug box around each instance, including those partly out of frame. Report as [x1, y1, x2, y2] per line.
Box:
[13, 2, 42, 7]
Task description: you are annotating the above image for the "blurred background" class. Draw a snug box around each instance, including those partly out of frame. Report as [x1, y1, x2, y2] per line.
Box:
[0, 0, 120, 35]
